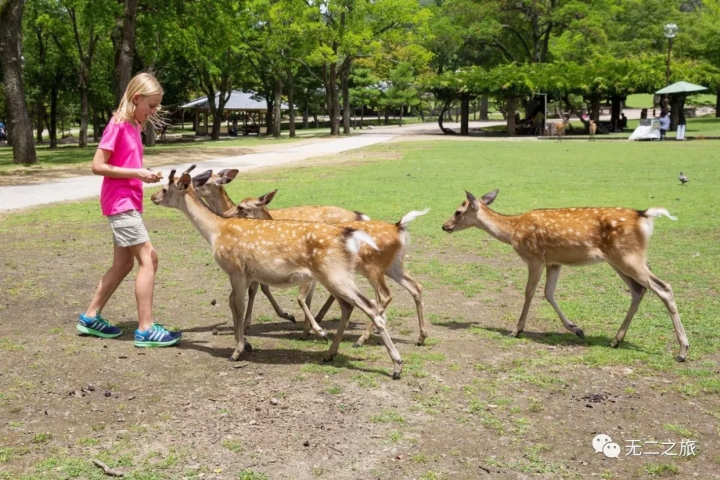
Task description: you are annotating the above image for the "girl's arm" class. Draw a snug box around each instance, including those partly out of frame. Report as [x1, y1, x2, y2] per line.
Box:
[91, 148, 160, 183]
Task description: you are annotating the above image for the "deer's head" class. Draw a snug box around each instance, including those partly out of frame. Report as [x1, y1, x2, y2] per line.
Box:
[442, 190, 498, 233]
[151, 165, 209, 209]
[222, 190, 277, 219]
[195, 169, 239, 205]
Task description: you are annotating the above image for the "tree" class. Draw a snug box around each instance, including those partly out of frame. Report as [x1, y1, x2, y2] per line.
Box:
[112, 0, 137, 104]
[173, 0, 249, 140]
[383, 63, 420, 126]
[349, 65, 380, 127]
[0, 0, 37, 164]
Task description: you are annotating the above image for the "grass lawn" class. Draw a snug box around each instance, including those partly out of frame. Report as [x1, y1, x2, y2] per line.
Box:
[1, 139, 719, 478]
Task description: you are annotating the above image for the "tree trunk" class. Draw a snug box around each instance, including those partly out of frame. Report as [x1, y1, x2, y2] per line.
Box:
[384, 109, 389, 125]
[360, 104, 365, 128]
[92, 108, 99, 142]
[716, 89, 720, 118]
[211, 111, 223, 139]
[460, 95, 469, 135]
[506, 96, 517, 136]
[36, 101, 43, 143]
[670, 95, 682, 131]
[302, 96, 309, 129]
[0, 0, 37, 164]
[313, 113, 318, 129]
[610, 95, 624, 131]
[286, 69, 295, 137]
[272, 77, 282, 138]
[146, 122, 156, 147]
[49, 84, 58, 148]
[326, 63, 340, 135]
[79, 76, 90, 147]
[398, 104, 404, 126]
[114, 0, 137, 104]
[341, 66, 350, 134]
[590, 98, 601, 122]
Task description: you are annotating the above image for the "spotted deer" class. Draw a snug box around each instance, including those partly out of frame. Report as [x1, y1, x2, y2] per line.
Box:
[442, 190, 689, 362]
[589, 120, 597, 141]
[555, 115, 570, 142]
[195, 169, 370, 326]
[224, 189, 430, 346]
[151, 169, 404, 378]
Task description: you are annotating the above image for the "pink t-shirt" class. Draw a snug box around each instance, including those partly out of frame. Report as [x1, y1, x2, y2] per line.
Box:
[98, 119, 144, 216]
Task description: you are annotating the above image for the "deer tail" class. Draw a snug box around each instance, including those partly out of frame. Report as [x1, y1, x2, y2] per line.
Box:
[343, 228, 379, 254]
[642, 208, 677, 221]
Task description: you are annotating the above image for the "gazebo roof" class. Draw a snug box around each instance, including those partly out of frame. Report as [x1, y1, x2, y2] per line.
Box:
[655, 81, 708, 95]
[180, 90, 288, 111]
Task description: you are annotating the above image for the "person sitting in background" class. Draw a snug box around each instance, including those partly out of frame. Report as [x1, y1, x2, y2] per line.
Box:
[658, 110, 670, 141]
[619, 113, 627, 129]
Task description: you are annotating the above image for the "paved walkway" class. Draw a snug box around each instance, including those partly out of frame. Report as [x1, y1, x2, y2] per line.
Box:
[0, 134, 396, 212]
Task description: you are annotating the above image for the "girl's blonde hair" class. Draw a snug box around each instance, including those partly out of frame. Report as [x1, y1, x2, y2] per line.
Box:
[114, 72, 164, 129]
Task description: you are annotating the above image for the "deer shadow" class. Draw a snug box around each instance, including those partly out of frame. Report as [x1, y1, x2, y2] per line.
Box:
[475, 326, 647, 353]
[176, 339, 392, 377]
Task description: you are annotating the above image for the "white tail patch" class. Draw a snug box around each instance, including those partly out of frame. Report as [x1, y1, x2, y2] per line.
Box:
[359, 213, 371, 221]
[399, 208, 430, 227]
[645, 208, 677, 221]
[346, 230, 379, 253]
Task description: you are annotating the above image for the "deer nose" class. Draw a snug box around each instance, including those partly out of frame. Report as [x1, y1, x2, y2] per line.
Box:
[442, 225, 451, 232]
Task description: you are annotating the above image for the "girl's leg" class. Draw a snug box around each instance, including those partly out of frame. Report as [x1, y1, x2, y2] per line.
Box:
[85, 244, 135, 317]
[129, 241, 158, 332]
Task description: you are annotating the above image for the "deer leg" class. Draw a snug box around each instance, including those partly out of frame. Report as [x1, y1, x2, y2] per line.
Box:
[387, 262, 427, 346]
[244, 282, 259, 335]
[328, 282, 403, 379]
[544, 265, 585, 339]
[511, 262, 543, 337]
[297, 281, 328, 340]
[613, 259, 689, 362]
[324, 297, 353, 362]
[229, 276, 250, 361]
[354, 273, 392, 348]
[608, 266, 646, 349]
[260, 284, 296, 323]
[314, 295, 335, 322]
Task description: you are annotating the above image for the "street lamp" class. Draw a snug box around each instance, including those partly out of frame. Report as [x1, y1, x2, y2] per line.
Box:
[663, 23, 678, 86]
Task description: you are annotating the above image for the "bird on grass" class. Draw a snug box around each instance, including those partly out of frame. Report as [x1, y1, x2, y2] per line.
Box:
[679, 172, 689, 186]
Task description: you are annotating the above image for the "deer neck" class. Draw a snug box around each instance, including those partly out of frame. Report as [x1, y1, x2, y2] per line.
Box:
[180, 188, 224, 246]
[475, 206, 519, 245]
[204, 187, 236, 216]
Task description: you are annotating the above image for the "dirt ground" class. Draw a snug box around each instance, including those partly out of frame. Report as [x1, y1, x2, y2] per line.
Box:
[1, 142, 719, 479]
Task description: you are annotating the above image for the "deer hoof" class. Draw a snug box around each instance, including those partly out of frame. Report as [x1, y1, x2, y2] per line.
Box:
[609, 339, 620, 349]
[352, 342, 362, 348]
[285, 314, 296, 323]
[509, 330, 522, 338]
[322, 354, 334, 363]
[244, 342, 253, 353]
[392, 371, 402, 380]
[575, 328, 585, 340]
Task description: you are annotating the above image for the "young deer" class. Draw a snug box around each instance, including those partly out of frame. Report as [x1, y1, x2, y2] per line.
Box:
[151, 169, 404, 378]
[442, 190, 689, 362]
[225, 189, 430, 346]
[588, 120, 597, 141]
[555, 115, 570, 142]
[195, 169, 370, 326]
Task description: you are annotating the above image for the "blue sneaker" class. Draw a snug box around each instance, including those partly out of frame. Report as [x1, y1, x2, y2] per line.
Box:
[134, 323, 182, 348]
[77, 312, 122, 338]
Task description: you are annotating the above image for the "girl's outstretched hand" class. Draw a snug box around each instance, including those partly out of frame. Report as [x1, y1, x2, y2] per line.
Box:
[138, 169, 162, 183]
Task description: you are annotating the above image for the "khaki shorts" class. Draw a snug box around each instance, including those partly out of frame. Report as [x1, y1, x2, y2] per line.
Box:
[108, 210, 150, 247]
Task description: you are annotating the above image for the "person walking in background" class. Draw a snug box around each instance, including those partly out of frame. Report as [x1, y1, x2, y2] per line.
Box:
[658, 110, 670, 141]
[78, 72, 181, 348]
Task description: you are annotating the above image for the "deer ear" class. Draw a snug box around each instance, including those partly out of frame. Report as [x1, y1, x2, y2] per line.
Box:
[258, 189, 277, 206]
[178, 173, 192, 190]
[219, 169, 239, 184]
[481, 190, 499, 205]
[192, 170, 213, 189]
[465, 190, 478, 207]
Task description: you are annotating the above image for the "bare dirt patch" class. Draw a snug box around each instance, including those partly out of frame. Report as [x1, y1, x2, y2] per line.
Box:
[1, 212, 718, 479]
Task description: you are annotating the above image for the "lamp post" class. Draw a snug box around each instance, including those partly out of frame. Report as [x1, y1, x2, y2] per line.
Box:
[663, 23, 678, 110]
